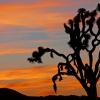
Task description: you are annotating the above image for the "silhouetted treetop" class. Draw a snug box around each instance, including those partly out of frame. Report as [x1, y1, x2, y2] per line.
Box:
[64, 5, 100, 52]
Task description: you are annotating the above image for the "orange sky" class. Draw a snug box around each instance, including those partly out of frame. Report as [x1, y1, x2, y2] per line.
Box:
[0, 3, 73, 31]
[0, 65, 100, 96]
[0, 0, 100, 97]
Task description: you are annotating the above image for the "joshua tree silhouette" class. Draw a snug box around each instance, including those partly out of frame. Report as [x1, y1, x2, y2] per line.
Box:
[28, 4, 100, 99]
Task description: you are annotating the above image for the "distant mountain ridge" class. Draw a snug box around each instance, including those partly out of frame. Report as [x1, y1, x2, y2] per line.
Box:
[0, 88, 100, 100]
[0, 88, 26, 96]
[0, 88, 29, 99]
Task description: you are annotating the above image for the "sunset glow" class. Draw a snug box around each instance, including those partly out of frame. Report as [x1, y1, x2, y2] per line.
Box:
[0, 0, 100, 97]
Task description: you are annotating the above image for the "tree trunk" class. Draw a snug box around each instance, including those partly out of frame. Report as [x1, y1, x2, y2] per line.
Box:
[85, 83, 97, 100]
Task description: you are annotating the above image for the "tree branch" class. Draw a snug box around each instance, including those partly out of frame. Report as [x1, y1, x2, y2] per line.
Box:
[89, 52, 93, 68]
[96, 71, 100, 83]
[74, 51, 85, 80]
[49, 48, 68, 60]
[27, 47, 69, 63]
[52, 62, 82, 92]
[94, 52, 100, 76]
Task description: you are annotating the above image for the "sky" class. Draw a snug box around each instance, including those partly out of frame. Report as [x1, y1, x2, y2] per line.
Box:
[0, 0, 100, 97]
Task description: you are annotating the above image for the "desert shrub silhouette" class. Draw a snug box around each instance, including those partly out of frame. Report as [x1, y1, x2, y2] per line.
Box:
[28, 3, 100, 100]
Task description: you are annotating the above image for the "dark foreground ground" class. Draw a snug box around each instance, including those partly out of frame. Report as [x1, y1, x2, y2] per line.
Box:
[0, 88, 99, 100]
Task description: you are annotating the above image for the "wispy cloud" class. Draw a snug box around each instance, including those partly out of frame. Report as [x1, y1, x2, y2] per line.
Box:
[0, 38, 49, 55]
[0, 0, 97, 33]
[1, 65, 99, 96]
[0, 66, 87, 96]
[0, 66, 56, 80]
[0, 1, 74, 31]
[0, 48, 34, 55]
